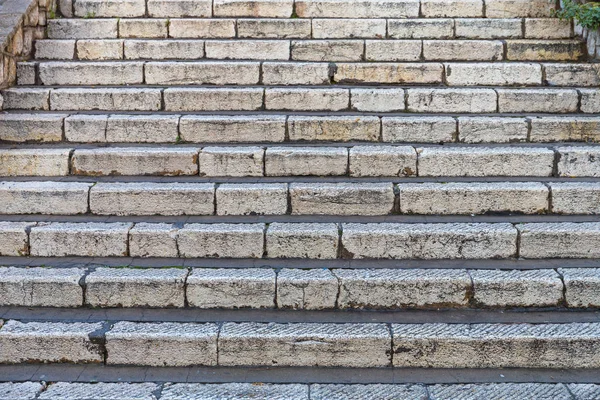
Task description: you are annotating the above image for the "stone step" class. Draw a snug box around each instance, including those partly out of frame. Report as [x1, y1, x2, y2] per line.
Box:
[3, 87, 599, 113]
[4, 114, 600, 145]
[2, 220, 600, 259]
[0, 265, 588, 309]
[32, 39, 585, 62]
[5, 381, 600, 400]
[47, 17, 573, 40]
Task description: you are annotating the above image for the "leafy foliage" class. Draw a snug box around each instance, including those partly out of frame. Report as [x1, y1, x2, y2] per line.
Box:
[554, 0, 600, 30]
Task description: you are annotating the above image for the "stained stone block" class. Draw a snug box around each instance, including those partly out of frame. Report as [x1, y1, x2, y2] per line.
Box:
[349, 146, 417, 177]
[164, 88, 264, 111]
[128, 223, 179, 258]
[388, 19, 454, 39]
[311, 384, 428, 400]
[276, 268, 338, 310]
[77, 39, 124, 60]
[518, 222, 600, 259]
[560, 268, 600, 308]
[148, 0, 212, 17]
[295, 0, 419, 18]
[216, 183, 288, 215]
[497, 88, 579, 113]
[407, 88, 497, 113]
[50, 88, 162, 111]
[161, 383, 308, 400]
[178, 223, 265, 258]
[0, 113, 66, 142]
[350, 88, 405, 112]
[455, 18, 522, 39]
[179, 115, 286, 143]
[213, 0, 294, 17]
[265, 88, 349, 111]
[0, 148, 71, 177]
[199, 146, 264, 177]
[266, 223, 339, 259]
[206, 40, 290, 60]
[292, 40, 364, 61]
[312, 19, 386, 39]
[2, 88, 50, 110]
[262, 62, 330, 85]
[334, 63, 443, 84]
[64, 115, 107, 142]
[557, 146, 600, 177]
[550, 182, 600, 214]
[168, 19, 236, 38]
[288, 116, 380, 142]
[124, 40, 204, 60]
[0, 222, 35, 256]
[39, 383, 159, 400]
[458, 117, 528, 143]
[145, 61, 260, 85]
[265, 147, 348, 176]
[238, 19, 311, 38]
[105, 115, 179, 143]
[382, 116, 456, 143]
[445, 62, 542, 86]
[47, 19, 118, 39]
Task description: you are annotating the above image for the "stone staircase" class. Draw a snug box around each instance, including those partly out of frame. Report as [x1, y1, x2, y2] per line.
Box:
[1, 0, 600, 398]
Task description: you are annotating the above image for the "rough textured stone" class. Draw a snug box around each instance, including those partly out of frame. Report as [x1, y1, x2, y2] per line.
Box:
[471, 269, 563, 307]
[39, 383, 158, 400]
[206, 40, 289, 60]
[485, 0, 557, 18]
[455, 18, 522, 38]
[334, 63, 443, 84]
[168, 19, 236, 38]
[129, 223, 179, 258]
[106, 321, 218, 366]
[0, 113, 66, 142]
[50, 88, 162, 111]
[238, 19, 311, 38]
[544, 64, 600, 87]
[214, 0, 293, 17]
[119, 19, 168, 38]
[365, 40, 421, 61]
[263, 62, 330, 85]
[557, 146, 600, 177]
[85, 267, 187, 308]
[105, 115, 179, 143]
[178, 223, 264, 258]
[180, 115, 285, 143]
[351, 88, 405, 112]
[145, 61, 260, 85]
[292, 40, 363, 61]
[288, 116, 380, 142]
[187, 268, 275, 308]
[77, 39, 124, 60]
[35, 39, 75, 59]
[311, 384, 428, 400]
[161, 383, 308, 400]
[429, 383, 573, 400]
[216, 183, 287, 215]
[407, 88, 497, 113]
[567, 384, 600, 400]
[342, 223, 517, 259]
[265, 88, 349, 111]
[265, 147, 347, 176]
[382, 116, 456, 143]
[550, 182, 600, 214]
[199, 146, 264, 177]
[335, 268, 470, 309]
[530, 117, 600, 142]
[312, 19, 386, 39]
[276, 268, 338, 310]
[266, 223, 339, 259]
[497, 88, 579, 113]
[445, 62, 542, 86]
[74, 0, 145, 17]
[17, 63, 36, 86]
[388, 19, 454, 39]
[0, 222, 34, 256]
[525, 18, 572, 39]
[424, 40, 503, 61]
[0, 149, 70, 176]
[581, 89, 600, 114]
[421, 0, 483, 17]
[47, 19, 118, 39]
[2, 88, 49, 110]
[560, 268, 600, 308]
[65, 114, 107, 142]
[38, 61, 143, 85]
[0, 267, 84, 307]
[458, 117, 528, 143]
[0, 181, 91, 215]
[148, 0, 212, 17]
[125, 39, 204, 60]
[349, 146, 417, 177]
[219, 322, 391, 367]
[0, 382, 43, 400]
[164, 88, 263, 111]
[518, 222, 600, 259]
[296, 0, 419, 18]
[506, 40, 584, 61]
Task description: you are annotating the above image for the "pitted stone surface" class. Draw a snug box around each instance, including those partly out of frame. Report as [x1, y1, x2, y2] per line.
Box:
[265, 147, 348, 176]
[178, 223, 264, 258]
[106, 321, 219, 366]
[85, 267, 187, 308]
[0, 113, 66, 142]
[518, 222, 600, 258]
[39, 382, 158, 400]
[0, 181, 91, 215]
[164, 88, 263, 111]
[311, 384, 429, 400]
[219, 322, 391, 367]
[0, 222, 34, 257]
[557, 146, 600, 177]
[0, 149, 71, 177]
[560, 268, 600, 308]
[50, 88, 162, 111]
[161, 383, 308, 400]
[566, 384, 600, 400]
[129, 223, 179, 258]
[458, 117, 528, 143]
[105, 115, 179, 143]
[0, 382, 43, 400]
[276, 268, 338, 310]
[549, 182, 600, 214]
[529, 117, 600, 143]
[349, 146, 417, 177]
[216, 183, 287, 215]
[287, 116, 380, 142]
[179, 115, 286, 143]
[200, 146, 264, 177]
[428, 383, 572, 400]
[382, 116, 456, 143]
[295, 0, 419, 18]
[266, 223, 339, 259]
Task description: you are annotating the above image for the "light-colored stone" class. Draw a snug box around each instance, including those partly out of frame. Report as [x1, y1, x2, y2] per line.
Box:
[77, 39, 123, 60]
[417, 147, 554, 177]
[312, 384, 428, 400]
[560, 268, 600, 308]
[17, 62, 36, 86]
[50, 88, 162, 111]
[178, 223, 264, 258]
[105, 115, 179, 143]
[545, 63, 600, 87]
[72, 147, 199, 176]
[263, 62, 330, 85]
[214, 0, 293, 17]
[290, 183, 395, 215]
[38, 61, 143, 85]
[292, 40, 363, 61]
[265, 147, 347, 176]
[424, 40, 503, 61]
[334, 63, 443, 84]
[557, 146, 600, 177]
[312, 19, 386, 39]
[119, 19, 168, 38]
[48, 19, 118, 39]
[288, 116, 380, 142]
[238, 18, 311, 38]
[35, 39, 75, 59]
[518, 222, 600, 259]
[266, 223, 339, 259]
[581, 89, 600, 114]
[455, 18, 522, 39]
[525, 18, 573, 39]
[506, 40, 584, 61]
[219, 322, 391, 367]
[199, 146, 264, 177]
[296, 0, 419, 18]
[335, 268, 470, 309]
[382, 116, 456, 143]
[0, 320, 103, 363]
[365, 40, 421, 61]
[161, 383, 308, 400]
[429, 383, 573, 400]
[446, 62, 541, 86]
[407, 88, 497, 113]
[265, 88, 349, 111]
[85, 267, 187, 308]
[498, 88, 579, 113]
[168, 19, 236, 38]
[74, 0, 145, 17]
[471, 269, 563, 307]
[550, 182, 600, 214]
[148, 0, 212, 17]
[458, 117, 528, 143]
[0, 382, 43, 400]
[0, 148, 70, 176]
[342, 223, 517, 259]
[0, 267, 84, 307]
[0, 181, 90, 215]
[180, 115, 285, 143]
[187, 268, 275, 308]
[206, 40, 289, 60]
[64, 114, 107, 142]
[106, 321, 218, 366]
[0, 113, 66, 142]
[2, 88, 49, 110]
[39, 383, 158, 400]
[485, 0, 557, 18]
[129, 223, 179, 258]
[276, 268, 338, 310]
[421, 0, 483, 17]
[164, 88, 264, 111]
[145, 61, 260, 85]
[567, 384, 600, 400]
[124, 39, 204, 60]
[0, 222, 35, 256]
[30, 222, 131, 257]
[388, 19, 453, 39]
[216, 183, 287, 215]
[349, 145, 417, 177]
[351, 88, 405, 112]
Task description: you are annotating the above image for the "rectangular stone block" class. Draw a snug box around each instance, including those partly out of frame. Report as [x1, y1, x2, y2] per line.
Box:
[388, 19, 454, 39]
[336, 268, 470, 309]
[471, 269, 563, 307]
[342, 223, 517, 259]
[560, 268, 600, 307]
[50, 88, 162, 111]
[106, 321, 218, 366]
[458, 117, 528, 143]
[382, 116, 456, 143]
[525, 18, 572, 39]
[0, 149, 70, 176]
[0, 267, 84, 307]
[263, 62, 330, 85]
[2, 88, 50, 110]
[161, 383, 308, 400]
[266, 223, 339, 259]
[124, 40, 204, 60]
[129, 223, 179, 258]
[429, 383, 572, 400]
[74, 0, 145, 17]
[365, 40, 421, 61]
[288, 116, 380, 142]
[518, 222, 600, 259]
[145, 61, 260, 85]
[455, 18, 522, 39]
[199, 146, 264, 177]
[290, 183, 395, 215]
[178, 223, 264, 258]
[557, 146, 600, 177]
[187, 268, 275, 308]
[0, 320, 103, 364]
[407, 88, 497, 113]
[0, 113, 66, 142]
[550, 182, 600, 214]
[421, 0, 483, 17]
[214, 0, 293, 17]
[40, 383, 159, 400]
[77, 39, 124, 60]
[216, 183, 287, 215]
[164, 88, 264, 111]
[545, 64, 600, 87]
[506, 40, 584, 61]
[581, 89, 600, 114]
[445, 62, 541, 86]
[148, 0, 212, 17]
[219, 322, 391, 367]
[312, 384, 428, 400]
[349, 145, 417, 177]
[206, 40, 289, 60]
[0, 382, 43, 399]
[292, 40, 364, 61]
[105, 115, 179, 143]
[17, 62, 36, 85]
[265, 147, 347, 176]
[0, 181, 91, 215]
[65, 115, 107, 142]
[119, 19, 168, 38]
[265, 88, 349, 111]
[48, 19, 118, 39]
[35, 39, 75, 59]
[417, 147, 554, 177]
[38, 61, 143, 85]
[498, 89, 579, 113]
[334, 63, 443, 84]
[85, 267, 187, 307]
[0, 222, 34, 256]
[180, 115, 285, 143]
[312, 19, 386, 39]
[485, 0, 557, 18]
[424, 40, 503, 61]
[295, 0, 419, 18]
[350, 88, 405, 112]
[238, 19, 311, 38]
[169, 19, 236, 38]
[30, 222, 131, 257]
[72, 148, 199, 176]
[276, 269, 338, 310]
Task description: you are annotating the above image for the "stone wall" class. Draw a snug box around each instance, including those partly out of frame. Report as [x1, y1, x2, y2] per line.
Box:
[567, 0, 600, 59]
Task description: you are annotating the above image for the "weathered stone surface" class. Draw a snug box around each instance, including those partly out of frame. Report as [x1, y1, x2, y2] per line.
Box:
[77, 39, 123, 60]
[292, 40, 363, 61]
[217, 183, 287, 215]
[398, 182, 548, 214]
[421, 0, 482, 17]
[0, 222, 34, 256]
[567, 384, 600, 400]
[455, 18, 522, 38]
[164, 88, 263, 111]
[168, 19, 236, 38]
[119, 19, 168, 38]
[351, 88, 405, 112]
[388, 19, 453, 39]
[129, 223, 179, 258]
[418, 146, 554, 177]
[288, 116, 380, 142]
[392, 322, 600, 368]
[161, 383, 308, 400]
[365, 40, 421, 61]
[206, 40, 289, 60]
[0, 181, 90, 215]
[263, 62, 330, 85]
[581, 89, 600, 114]
[214, 0, 293, 17]
[497, 89, 579, 113]
[557, 146, 600, 177]
[47, 19, 118, 39]
[91, 182, 214, 216]
[544, 63, 600, 86]
[148, 0, 212, 17]
[311, 384, 428, 400]
[0, 320, 103, 363]
[39, 383, 158, 400]
[35, 39, 75, 59]
[219, 322, 391, 367]
[265, 88, 349, 111]
[50, 88, 162, 111]
[238, 18, 311, 38]
[265, 147, 347, 176]
[485, 0, 557, 18]
[471, 269, 563, 307]
[550, 182, 600, 214]
[445, 62, 542, 86]
[335, 268, 470, 309]
[65, 114, 107, 142]
[0, 382, 43, 400]
[342, 223, 517, 259]
[0, 113, 66, 142]
[290, 183, 395, 215]
[424, 40, 503, 61]
[30, 222, 131, 257]
[296, 0, 418, 18]
[458, 117, 528, 143]
[0, 149, 70, 176]
[17, 63, 36, 86]
[199, 146, 264, 177]
[382, 116, 456, 143]
[407, 88, 497, 113]
[266, 223, 339, 259]
[85, 267, 187, 308]
[145, 61, 260, 85]
[125, 39, 204, 60]
[429, 383, 573, 400]
[178, 223, 264, 258]
[74, 0, 145, 17]
[72, 148, 199, 176]
[0, 267, 84, 307]
[349, 145, 417, 177]
[106, 115, 179, 143]
[334, 63, 443, 84]
[106, 321, 218, 366]
[276, 268, 338, 310]
[518, 222, 600, 259]
[180, 115, 285, 143]
[187, 268, 275, 308]
[2, 88, 49, 110]
[506, 40, 584, 61]
[560, 268, 600, 308]
[38, 61, 143, 85]
[525, 18, 572, 39]
[312, 19, 386, 39]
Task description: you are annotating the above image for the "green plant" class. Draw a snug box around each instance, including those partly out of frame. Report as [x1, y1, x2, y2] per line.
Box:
[554, 0, 600, 30]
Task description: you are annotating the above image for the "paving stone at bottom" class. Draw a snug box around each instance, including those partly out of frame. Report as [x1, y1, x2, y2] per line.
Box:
[310, 384, 429, 400]
[0, 382, 43, 400]
[160, 383, 308, 400]
[39, 382, 158, 400]
[218, 322, 391, 367]
[428, 383, 572, 400]
[566, 383, 600, 400]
